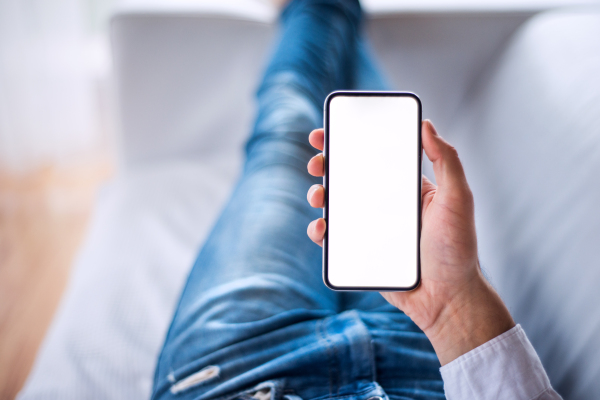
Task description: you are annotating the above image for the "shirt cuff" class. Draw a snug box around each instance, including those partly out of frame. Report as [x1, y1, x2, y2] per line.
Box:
[439, 324, 556, 400]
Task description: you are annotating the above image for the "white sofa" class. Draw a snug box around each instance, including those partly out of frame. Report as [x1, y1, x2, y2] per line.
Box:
[18, 1, 600, 399]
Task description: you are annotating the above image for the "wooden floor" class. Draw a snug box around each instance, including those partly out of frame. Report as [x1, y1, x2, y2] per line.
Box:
[0, 161, 112, 399]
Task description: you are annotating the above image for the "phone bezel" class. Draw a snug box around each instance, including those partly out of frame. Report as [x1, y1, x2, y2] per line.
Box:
[322, 91, 422, 291]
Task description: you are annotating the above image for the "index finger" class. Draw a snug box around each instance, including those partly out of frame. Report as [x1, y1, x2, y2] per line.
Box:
[309, 129, 324, 151]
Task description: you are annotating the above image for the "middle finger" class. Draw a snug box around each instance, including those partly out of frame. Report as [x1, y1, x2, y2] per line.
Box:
[307, 184, 325, 208]
[307, 153, 324, 177]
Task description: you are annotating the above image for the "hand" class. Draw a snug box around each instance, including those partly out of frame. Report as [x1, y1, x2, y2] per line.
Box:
[306, 120, 515, 365]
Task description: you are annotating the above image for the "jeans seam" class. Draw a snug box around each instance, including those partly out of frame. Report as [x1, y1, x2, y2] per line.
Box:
[368, 335, 377, 383]
[316, 318, 336, 397]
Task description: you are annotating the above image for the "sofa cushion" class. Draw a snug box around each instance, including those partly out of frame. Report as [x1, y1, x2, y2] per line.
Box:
[450, 9, 600, 399]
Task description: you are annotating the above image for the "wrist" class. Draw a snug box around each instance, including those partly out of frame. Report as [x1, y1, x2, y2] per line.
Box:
[423, 274, 515, 366]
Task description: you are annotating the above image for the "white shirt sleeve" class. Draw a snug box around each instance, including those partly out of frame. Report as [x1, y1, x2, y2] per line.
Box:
[439, 324, 563, 400]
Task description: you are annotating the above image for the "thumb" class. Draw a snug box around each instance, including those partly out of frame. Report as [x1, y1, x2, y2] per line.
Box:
[422, 120, 472, 201]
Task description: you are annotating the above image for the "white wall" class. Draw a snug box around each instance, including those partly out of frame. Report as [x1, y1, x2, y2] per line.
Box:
[0, 0, 114, 172]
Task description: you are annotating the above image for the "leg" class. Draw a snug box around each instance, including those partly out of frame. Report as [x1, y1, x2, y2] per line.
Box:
[151, 1, 362, 398]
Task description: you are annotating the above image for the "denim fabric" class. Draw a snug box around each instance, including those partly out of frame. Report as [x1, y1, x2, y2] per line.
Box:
[151, 1, 444, 399]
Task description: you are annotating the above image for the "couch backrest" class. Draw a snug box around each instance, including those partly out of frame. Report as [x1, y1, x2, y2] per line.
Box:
[111, 7, 532, 170]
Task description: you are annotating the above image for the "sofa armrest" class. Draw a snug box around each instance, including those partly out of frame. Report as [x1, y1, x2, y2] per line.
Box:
[450, 8, 600, 399]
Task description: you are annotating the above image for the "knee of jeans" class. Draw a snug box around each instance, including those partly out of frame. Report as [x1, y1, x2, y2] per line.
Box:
[244, 138, 317, 176]
[253, 72, 322, 136]
[246, 73, 324, 171]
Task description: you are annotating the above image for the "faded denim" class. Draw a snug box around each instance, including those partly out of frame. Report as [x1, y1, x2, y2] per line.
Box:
[151, 1, 444, 399]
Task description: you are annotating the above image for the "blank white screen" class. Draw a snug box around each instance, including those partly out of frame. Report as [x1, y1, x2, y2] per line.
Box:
[326, 94, 420, 289]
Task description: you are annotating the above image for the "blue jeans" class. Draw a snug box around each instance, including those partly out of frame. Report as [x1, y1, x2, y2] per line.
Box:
[152, 1, 444, 399]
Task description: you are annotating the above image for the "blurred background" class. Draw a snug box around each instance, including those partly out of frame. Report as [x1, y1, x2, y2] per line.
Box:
[1, 0, 600, 399]
[0, 0, 116, 397]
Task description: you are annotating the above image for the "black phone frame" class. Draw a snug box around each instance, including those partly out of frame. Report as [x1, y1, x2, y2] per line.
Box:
[322, 91, 422, 291]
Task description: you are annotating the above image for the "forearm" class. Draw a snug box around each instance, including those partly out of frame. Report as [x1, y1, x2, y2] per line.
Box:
[423, 272, 515, 366]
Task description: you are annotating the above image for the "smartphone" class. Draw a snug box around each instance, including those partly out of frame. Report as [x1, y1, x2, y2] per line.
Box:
[323, 91, 422, 291]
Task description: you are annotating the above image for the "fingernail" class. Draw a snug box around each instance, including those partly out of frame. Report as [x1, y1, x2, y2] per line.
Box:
[308, 185, 318, 200]
[315, 219, 322, 233]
